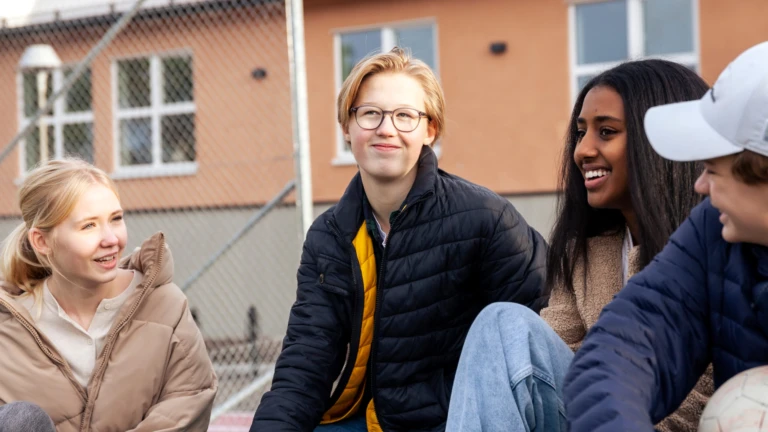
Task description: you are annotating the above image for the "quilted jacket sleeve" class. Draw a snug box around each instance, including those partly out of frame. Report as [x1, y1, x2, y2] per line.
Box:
[478, 202, 549, 312]
[656, 366, 714, 432]
[563, 202, 715, 432]
[129, 302, 217, 432]
[250, 227, 349, 431]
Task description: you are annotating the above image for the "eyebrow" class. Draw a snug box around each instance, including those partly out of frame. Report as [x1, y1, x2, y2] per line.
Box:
[74, 209, 123, 224]
[356, 103, 421, 110]
[577, 115, 623, 124]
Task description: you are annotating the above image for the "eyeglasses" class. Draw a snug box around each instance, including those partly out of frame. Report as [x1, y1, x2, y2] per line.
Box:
[350, 105, 429, 132]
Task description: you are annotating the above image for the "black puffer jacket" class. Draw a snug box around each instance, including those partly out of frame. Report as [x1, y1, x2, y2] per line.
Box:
[251, 147, 549, 431]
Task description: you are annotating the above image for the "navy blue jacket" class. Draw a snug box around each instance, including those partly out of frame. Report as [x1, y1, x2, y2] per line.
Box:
[564, 199, 768, 431]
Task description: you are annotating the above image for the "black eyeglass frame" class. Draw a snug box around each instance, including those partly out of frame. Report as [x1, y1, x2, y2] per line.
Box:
[349, 105, 430, 132]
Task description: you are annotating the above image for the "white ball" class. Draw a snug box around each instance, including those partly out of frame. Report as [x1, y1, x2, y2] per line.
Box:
[698, 365, 768, 432]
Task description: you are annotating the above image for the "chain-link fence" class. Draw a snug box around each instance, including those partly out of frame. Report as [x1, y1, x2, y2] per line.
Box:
[0, 0, 303, 428]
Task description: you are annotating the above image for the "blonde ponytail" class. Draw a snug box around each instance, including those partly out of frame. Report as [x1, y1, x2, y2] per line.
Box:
[0, 223, 50, 296]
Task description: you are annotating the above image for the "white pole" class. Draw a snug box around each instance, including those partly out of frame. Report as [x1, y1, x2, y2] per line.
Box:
[36, 71, 49, 163]
[286, 0, 314, 241]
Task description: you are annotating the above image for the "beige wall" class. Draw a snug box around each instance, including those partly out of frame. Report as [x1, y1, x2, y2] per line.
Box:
[0, 6, 293, 215]
[2, 0, 768, 214]
[699, 0, 768, 84]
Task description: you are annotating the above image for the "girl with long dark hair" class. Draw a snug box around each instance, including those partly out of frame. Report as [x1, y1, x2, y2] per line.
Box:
[447, 59, 714, 432]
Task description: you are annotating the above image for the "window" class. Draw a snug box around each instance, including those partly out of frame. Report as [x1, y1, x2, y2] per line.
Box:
[113, 52, 196, 178]
[19, 66, 94, 172]
[570, 0, 698, 98]
[334, 22, 438, 164]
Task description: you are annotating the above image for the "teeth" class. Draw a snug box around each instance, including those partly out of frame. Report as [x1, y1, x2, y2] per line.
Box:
[96, 256, 115, 262]
[585, 169, 610, 179]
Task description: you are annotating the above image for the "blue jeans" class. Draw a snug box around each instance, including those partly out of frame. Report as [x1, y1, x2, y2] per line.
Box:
[0, 401, 56, 432]
[314, 411, 367, 431]
[446, 303, 574, 432]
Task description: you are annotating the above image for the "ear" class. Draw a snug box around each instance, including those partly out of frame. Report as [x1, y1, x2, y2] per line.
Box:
[423, 120, 437, 147]
[28, 228, 52, 256]
[342, 123, 351, 144]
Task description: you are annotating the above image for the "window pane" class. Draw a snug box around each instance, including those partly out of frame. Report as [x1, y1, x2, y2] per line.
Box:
[395, 26, 436, 71]
[63, 123, 94, 163]
[23, 72, 53, 117]
[577, 74, 597, 92]
[575, 0, 627, 65]
[644, 0, 694, 56]
[64, 67, 92, 113]
[25, 124, 54, 169]
[161, 114, 195, 163]
[340, 30, 381, 82]
[118, 58, 151, 108]
[163, 56, 193, 104]
[120, 118, 152, 165]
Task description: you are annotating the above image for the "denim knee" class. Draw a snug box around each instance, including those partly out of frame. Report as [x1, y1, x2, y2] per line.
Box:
[473, 302, 545, 332]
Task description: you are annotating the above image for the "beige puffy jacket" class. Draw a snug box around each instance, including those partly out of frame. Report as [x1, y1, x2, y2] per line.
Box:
[0, 232, 217, 431]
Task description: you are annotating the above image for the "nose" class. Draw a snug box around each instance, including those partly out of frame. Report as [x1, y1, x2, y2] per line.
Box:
[694, 170, 710, 195]
[573, 131, 598, 166]
[100, 225, 119, 247]
[376, 113, 398, 137]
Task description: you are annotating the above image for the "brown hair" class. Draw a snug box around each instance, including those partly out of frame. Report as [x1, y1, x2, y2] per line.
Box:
[336, 46, 445, 145]
[731, 150, 768, 184]
[0, 158, 118, 297]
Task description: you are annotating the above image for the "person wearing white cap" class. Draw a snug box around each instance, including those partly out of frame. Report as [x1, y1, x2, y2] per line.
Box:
[562, 41, 768, 432]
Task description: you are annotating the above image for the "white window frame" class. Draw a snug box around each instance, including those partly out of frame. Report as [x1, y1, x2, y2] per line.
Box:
[111, 49, 197, 179]
[332, 19, 441, 166]
[16, 65, 95, 175]
[568, 0, 700, 101]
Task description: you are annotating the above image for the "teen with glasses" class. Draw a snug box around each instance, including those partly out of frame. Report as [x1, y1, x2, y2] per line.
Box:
[249, 47, 549, 432]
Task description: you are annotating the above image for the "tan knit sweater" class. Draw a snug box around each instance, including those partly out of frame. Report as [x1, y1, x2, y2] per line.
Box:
[540, 231, 714, 432]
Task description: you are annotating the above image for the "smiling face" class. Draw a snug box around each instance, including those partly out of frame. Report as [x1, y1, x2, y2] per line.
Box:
[695, 156, 768, 245]
[344, 72, 436, 183]
[573, 85, 631, 211]
[33, 183, 127, 291]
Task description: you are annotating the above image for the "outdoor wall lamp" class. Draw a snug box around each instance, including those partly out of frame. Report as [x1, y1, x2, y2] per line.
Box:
[252, 67, 267, 80]
[490, 42, 507, 55]
[19, 44, 61, 164]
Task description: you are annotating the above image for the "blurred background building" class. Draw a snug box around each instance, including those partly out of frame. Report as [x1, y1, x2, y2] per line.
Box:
[0, 0, 764, 428]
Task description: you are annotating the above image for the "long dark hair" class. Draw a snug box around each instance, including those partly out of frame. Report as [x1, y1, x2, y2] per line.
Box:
[547, 60, 709, 292]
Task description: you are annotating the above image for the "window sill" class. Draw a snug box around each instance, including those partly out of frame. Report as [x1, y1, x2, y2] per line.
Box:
[111, 162, 198, 180]
[331, 152, 357, 166]
[331, 145, 442, 166]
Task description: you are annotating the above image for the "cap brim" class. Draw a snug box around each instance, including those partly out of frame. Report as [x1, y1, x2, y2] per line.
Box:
[644, 100, 744, 162]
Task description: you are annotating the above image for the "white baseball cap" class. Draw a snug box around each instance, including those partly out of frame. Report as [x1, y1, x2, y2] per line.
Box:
[644, 41, 768, 161]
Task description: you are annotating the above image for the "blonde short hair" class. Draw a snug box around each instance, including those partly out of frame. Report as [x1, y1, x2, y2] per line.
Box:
[1, 158, 118, 297]
[337, 47, 446, 144]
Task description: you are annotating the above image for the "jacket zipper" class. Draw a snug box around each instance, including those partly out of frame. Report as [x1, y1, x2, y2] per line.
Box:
[0, 298, 87, 403]
[325, 220, 365, 408]
[368, 192, 432, 427]
[80, 238, 166, 431]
